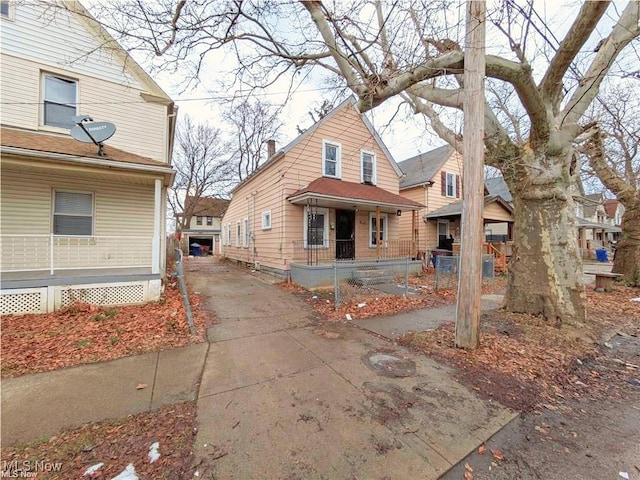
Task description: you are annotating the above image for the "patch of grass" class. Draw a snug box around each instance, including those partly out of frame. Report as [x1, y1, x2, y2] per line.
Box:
[105, 309, 118, 318]
[93, 314, 107, 322]
[109, 336, 120, 346]
[74, 339, 93, 349]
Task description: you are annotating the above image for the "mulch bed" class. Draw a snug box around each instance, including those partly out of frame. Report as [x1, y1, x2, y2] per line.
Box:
[1, 281, 213, 378]
[399, 285, 640, 412]
[0, 402, 197, 479]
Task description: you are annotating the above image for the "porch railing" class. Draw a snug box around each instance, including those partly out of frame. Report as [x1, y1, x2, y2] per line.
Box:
[291, 239, 415, 265]
[1, 234, 153, 274]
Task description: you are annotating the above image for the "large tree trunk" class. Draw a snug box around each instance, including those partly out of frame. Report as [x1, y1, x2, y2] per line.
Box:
[503, 166, 586, 326]
[612, 199, 640, 286]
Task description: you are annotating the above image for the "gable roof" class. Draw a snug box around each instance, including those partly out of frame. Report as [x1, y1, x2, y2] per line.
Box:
[231, 97, 402, 193]
[581, 193, 603, 218]
[425, 195, 513, 219]
[603, 199, 618, 218]
[484, 176, 513, 203]
[288, 177, 423, 209]
[185, 196, 230, 217]
[398, 145, 454, 189]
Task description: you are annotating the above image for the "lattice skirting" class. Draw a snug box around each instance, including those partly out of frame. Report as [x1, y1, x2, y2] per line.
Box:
[1, 280, 161, 315]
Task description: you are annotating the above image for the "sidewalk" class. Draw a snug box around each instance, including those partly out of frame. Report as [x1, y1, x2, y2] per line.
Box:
[1, 343, 208, 446]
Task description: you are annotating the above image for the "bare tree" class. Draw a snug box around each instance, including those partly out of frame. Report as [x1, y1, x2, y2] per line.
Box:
[581, 83, 640, 285]
[223, 99, 282, 181]
[83, 1, 640, 325]
[170, 115, 235, 231]
[296, 99, 335, 134]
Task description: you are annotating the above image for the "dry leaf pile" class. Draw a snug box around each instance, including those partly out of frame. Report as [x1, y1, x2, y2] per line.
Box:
[0, 402, 197, 479]
[1, 282, 212, 378]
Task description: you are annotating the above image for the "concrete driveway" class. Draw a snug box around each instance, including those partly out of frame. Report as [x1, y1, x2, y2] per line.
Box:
[188, 259, 516, 479]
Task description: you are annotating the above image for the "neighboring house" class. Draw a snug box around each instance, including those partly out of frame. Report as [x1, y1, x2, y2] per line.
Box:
[397, 147, 514, 256]
[178, 196, 229, 255]
[221, 98, 423, 286]
[603, 199, 624, 244]
[575, 193, 620, 255]
[0, 1, 176, 314]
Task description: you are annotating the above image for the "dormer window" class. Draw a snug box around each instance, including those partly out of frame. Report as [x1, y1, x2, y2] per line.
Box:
[322, 140, 341, 178]
[42, 73, 77, 129]
[361, 151, 376, 185]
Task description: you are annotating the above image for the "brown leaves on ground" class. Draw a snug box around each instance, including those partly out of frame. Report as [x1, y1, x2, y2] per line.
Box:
[0, 402, 197, 479]
[1, 282, 213, 378]
[399, 285, 640, 412]
[277, 273, 507, 321]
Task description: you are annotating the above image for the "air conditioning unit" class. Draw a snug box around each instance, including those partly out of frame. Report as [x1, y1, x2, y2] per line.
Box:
[254, 261, 261, 271]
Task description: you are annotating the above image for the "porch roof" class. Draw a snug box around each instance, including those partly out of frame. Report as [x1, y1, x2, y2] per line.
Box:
[425, 195, 513, 220]
[287, 177, 424, 212]
[577, 217, 621, 232]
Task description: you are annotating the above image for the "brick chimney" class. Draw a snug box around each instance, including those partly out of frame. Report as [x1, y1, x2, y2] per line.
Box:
[267, 139, 276, 158]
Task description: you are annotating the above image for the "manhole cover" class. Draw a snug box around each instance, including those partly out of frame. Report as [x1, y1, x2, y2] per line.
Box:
[364, 353, 416, 377]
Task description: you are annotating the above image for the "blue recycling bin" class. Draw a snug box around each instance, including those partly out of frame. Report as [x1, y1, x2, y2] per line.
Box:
[595, 248, 607, 262]
[192, 245, 201, 256]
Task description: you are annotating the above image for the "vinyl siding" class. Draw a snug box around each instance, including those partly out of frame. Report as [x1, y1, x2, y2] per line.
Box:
[397, 185, 430, 251]
[222, 102, 403, 271]
[427, 152, 463, 211]
[1, 168, 155, 236]
[1, 54, 168, 162]
[188, 216, 222, 230]
[484, 202, 513, 222]
[0, 2, 141, 88]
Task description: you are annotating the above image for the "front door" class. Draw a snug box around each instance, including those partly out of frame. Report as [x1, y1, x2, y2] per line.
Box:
[335, 209, 355, 259]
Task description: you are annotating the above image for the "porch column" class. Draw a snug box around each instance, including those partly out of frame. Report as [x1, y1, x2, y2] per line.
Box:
[376, 206, 381, 259]
[152, 178, 162, 274]
[411, 210, 417, 258]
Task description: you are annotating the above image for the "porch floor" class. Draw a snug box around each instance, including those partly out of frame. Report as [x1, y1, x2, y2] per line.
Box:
[1, 267, 157, 289]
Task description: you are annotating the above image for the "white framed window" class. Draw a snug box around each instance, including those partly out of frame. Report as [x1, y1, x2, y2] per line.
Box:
[243, 218, 249, 248]
[304, 207, 329, 248]
[221, 225, 227, 246]
[206, 216, 213, 226]
[196, 216, 203, 226]
[42, 73, 77, 129]
[322, 140, 341, 178]
[369, 212, 388, 247]
[361, 150, 376, 185]
[225, 224, 232, 246]
[236, 221, 241, 247]
[53, 190, 93, 236]
[445, 172, 457, 198]
[262, 211, 272, 230]
[437, 220, 450, 245]
[1, 1, 14, 20]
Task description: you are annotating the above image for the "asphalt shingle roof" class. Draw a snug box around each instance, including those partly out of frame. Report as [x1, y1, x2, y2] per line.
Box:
[398, 145, 453, 189]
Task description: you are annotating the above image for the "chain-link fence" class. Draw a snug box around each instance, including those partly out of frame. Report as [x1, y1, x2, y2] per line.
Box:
[434, 254, 495, 290]
[334, 258, 421, 309]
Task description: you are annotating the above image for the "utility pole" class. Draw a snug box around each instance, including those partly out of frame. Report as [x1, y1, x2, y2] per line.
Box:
[455, 0, 485, 349]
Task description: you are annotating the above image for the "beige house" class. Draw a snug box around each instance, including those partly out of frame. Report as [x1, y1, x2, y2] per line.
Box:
[178, 196, 230, 255]
[575, 193, 621, 258]
[0, 1, 176, 314]
[221, 98, 423, 285]
[397, 147, 514, 263]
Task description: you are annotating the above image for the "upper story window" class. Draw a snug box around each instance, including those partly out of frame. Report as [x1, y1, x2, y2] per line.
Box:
[42, 74, 77, 129]
[196, 216, 203, 226]
[53, 191, 93, 236]
[1, 1, 14, 20]
[322, 140, 341, 178]
[441, 171, 459, 198]
[361, 151, 376, 185]
[206, 216, 213, 226]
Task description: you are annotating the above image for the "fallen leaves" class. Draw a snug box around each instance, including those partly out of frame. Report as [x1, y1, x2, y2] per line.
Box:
[491, 449, 505, 461]
[1, 402, 197, 479]
[478, 444, 487, 455]
[1, 280, 213, 378]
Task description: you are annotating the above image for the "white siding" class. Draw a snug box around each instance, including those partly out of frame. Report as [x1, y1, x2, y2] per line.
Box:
[0, 2, 141, 87]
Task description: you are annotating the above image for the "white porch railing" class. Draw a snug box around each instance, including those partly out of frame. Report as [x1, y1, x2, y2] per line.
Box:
[1, 235, 153, 274]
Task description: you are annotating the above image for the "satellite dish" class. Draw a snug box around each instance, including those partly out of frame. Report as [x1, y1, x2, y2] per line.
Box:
[70, 121, 116, 144]
[70, 116, 117, 156]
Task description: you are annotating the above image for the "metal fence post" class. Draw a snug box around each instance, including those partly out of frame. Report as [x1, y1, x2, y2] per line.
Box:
[404, 256, 409, 296]
[174, 248, 196, 335]
[334, 261, 339, 310]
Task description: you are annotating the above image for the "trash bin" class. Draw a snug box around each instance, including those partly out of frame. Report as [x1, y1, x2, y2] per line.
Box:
[595, 248, 608, 262]
[190, 242, 201, 256]
[482, 256, 494, 278]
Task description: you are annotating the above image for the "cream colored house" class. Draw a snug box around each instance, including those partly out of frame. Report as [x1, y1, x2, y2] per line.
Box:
[397, 147, 514, 259]
[178, 196, 229, 255]
[221, 98, 423, 285]
[0, 1, 176, 314]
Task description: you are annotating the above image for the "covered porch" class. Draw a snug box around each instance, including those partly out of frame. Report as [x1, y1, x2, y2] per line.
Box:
[287, 177, 424, 267]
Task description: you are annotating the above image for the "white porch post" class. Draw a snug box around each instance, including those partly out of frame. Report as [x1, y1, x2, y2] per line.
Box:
[152, 179, 162, 274]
